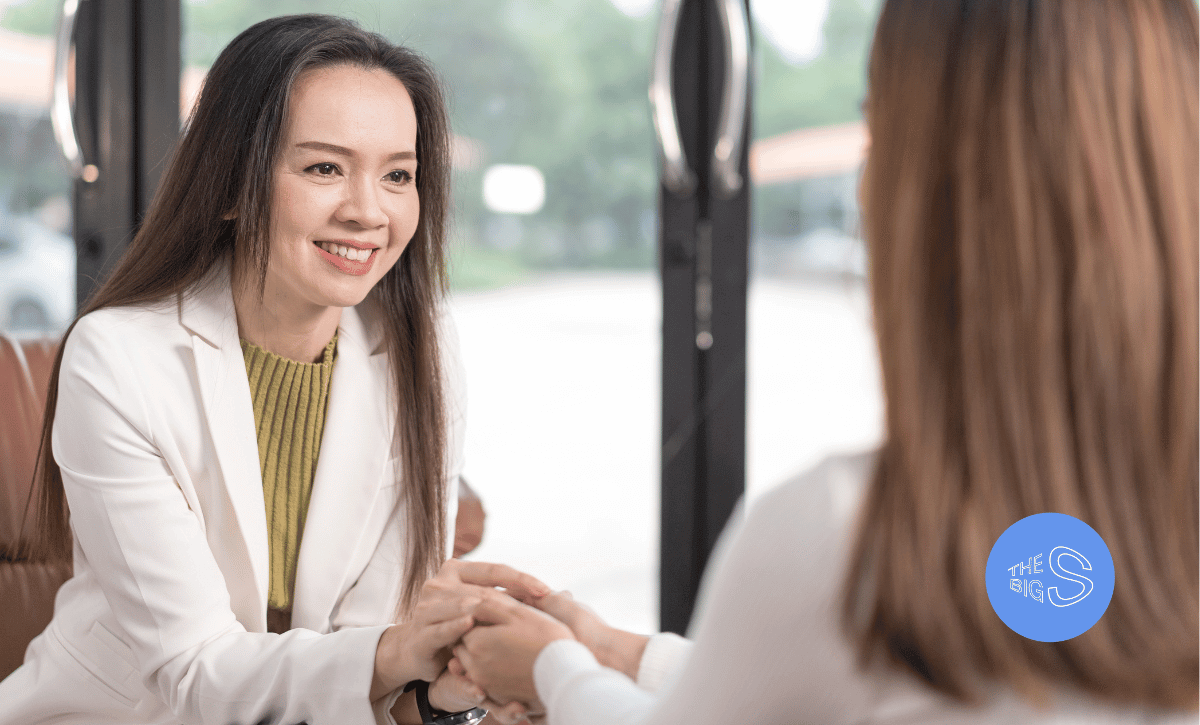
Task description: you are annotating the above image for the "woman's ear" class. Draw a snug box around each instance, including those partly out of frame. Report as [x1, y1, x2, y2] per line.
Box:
[222, 209, 237, 221]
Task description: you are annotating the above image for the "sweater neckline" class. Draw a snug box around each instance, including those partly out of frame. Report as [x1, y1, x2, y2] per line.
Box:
[239, 333, 338, 367]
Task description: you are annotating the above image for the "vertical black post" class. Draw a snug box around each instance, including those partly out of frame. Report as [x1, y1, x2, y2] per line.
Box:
[658, 0, 706, 634]
[73, 0, 135, 309]
[136, 0, 181, 217]
[659, 0, 752, 635]
[73, 0, 179, 309]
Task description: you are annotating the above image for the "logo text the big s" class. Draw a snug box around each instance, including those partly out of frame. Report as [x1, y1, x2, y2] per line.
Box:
[987, 514, 1115, 642]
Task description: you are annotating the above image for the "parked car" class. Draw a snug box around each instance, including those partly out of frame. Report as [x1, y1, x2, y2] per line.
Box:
[0, 215, 75, 334]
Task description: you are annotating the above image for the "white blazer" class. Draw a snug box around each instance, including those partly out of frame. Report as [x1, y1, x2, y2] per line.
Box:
[0, 265, 465, 725]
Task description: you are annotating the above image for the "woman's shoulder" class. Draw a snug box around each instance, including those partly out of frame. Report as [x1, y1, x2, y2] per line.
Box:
[690, 449, 877, 637]
[744, 449, 876, 549]
[62, 298, 194, 389]
[75, 297, 180, 331]
[69, 298, 186, 352]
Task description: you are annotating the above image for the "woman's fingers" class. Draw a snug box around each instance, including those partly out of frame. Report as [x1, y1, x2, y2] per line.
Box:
[454, 604, 569, 706]
[483, 699, 530, 725]
[428, 613, 477, 649]
[381, 563, 545, 689]
[470, 591, 524, 625]
[429, 662, 487, 713]
[415, 594, 483, 627]
[530, 590, 585, 625]
[452, 561, 550, 600]
[452, 643, 473, 668]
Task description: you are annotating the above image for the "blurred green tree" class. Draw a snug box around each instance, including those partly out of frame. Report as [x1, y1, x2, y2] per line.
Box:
[0, 0, 57, 36]
[2, 0, 882, 279]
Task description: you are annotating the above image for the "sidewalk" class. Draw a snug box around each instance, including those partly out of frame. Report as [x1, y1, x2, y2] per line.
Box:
[448, 271, 881, 634]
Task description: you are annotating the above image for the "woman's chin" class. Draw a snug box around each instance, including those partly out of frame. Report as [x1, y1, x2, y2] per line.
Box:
[310, 277, 380, 310]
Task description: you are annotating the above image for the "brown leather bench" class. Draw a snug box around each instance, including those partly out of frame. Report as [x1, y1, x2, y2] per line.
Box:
[0, 334, 486, 682]
[0, 335, 73, 681]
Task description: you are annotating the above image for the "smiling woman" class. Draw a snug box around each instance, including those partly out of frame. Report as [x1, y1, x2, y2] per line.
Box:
[234, 64, 422, 363]
[0, 14, 542, 725]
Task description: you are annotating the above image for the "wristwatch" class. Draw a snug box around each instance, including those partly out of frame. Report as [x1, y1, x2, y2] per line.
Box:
[403, 680, 488, 725]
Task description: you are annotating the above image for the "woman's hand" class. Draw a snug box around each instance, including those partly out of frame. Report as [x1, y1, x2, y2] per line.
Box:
[438, 658, 536, 725]
[429, 657, 486, 712]
[454, 592, 575, 705]
[371, 560, 550, 701]
[534, 591, 649, 680]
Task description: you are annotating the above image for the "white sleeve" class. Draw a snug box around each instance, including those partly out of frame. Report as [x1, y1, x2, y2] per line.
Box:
[530, 634, 694, 723]
[635, 633, 693, 692]
[531, 456, 876, 725]
[54, 313, 388, 725]
[534, 641, 656, 725]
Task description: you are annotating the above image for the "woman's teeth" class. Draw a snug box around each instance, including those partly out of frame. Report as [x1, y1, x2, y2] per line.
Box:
[318, 241, 373, 262]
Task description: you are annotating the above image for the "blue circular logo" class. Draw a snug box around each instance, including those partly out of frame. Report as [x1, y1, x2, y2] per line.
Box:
[986, 513, 1115, 642]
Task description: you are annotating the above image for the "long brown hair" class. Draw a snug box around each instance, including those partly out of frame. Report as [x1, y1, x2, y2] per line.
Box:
[845, 0, 1198, 709]
[27, 15, 452, 614]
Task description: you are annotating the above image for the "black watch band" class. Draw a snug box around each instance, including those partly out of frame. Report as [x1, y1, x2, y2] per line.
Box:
[403, 680, 487, 725]
[403, 680, 437, 724]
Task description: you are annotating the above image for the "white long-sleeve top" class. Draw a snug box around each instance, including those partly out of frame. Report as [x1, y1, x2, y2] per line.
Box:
[534, 452, 1197, 725]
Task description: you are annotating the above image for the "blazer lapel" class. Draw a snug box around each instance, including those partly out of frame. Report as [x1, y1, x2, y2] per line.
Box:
[179, 266, 270, 630]
[291, 305, 394, 631]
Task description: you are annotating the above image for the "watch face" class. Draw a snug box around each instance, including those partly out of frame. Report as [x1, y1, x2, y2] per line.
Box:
[434, 707, 487, 725]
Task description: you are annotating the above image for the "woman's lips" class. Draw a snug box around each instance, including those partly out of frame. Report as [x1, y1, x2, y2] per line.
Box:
[314, 240, 378, 276]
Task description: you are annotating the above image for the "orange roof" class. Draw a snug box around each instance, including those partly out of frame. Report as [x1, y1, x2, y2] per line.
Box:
[750, 120, 867, 185]
[0, 29, 52, 111]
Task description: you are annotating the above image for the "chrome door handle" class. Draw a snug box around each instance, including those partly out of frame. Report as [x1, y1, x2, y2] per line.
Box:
[712, 0, 749, 198]
[650, 0, 696, 197]
[52, 0, 95, 182]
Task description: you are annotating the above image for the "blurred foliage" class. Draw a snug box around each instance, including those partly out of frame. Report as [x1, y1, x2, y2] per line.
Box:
[0, 0, 57, 36]
[447, 243, 529, 291]
[755, 0, 879, 138]
[173, 0, 661, 280]
[1, 0, 882, 286]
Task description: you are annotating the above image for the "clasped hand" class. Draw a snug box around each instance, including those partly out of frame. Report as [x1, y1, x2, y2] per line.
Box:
[453, 589, 650, 724]
[375, 559, 642, 725]
[372, 559, 553, 723]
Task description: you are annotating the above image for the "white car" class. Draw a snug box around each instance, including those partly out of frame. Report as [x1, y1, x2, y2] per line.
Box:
[0, 215, 75, 334]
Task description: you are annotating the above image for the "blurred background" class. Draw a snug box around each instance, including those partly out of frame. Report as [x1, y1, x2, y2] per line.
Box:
[0, 0, 882, 634]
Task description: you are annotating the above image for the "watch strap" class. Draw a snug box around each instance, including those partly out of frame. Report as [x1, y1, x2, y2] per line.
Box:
[403, 680, 435, 724]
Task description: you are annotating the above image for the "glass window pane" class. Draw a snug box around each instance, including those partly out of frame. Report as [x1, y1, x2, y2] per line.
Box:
[183, 0, 661, 633]
[747, 0, 883, 501]
[0, 10, 75, 337]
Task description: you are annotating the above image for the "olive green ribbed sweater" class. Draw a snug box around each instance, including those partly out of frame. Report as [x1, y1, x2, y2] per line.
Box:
[240, 335, 337, 614]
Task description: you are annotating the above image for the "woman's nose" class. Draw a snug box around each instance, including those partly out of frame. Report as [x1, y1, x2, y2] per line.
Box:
[336, 175, 389, 229]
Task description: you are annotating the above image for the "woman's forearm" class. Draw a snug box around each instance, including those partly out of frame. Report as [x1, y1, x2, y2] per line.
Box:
[371, 625, 408, 701]
[592, 628, 650, 681]
[389, 690, 422, 725]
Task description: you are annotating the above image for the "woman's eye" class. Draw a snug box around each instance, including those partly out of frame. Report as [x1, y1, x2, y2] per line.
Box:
[386, 170, 413, 184]
[308, 163, 339, 176]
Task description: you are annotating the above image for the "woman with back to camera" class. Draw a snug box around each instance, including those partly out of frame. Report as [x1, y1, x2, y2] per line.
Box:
[453, 0, 1200, 722]
[0, 14, 542, 725]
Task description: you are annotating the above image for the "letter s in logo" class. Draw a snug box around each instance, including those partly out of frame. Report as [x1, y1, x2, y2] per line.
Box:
[1047, 546, 1094, 607]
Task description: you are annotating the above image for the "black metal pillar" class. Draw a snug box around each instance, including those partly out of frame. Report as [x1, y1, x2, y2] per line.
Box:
[658, 0, 752, 635]
[72, 0, 180, 308]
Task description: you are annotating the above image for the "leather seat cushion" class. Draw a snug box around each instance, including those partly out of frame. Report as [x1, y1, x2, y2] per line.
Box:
[0, 559, 72, 680]
[0, 336, 58, 555]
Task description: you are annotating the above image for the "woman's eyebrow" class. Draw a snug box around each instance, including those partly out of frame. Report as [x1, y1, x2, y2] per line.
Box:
[295, 140, 416, 163]
[295, 140, 352, 155]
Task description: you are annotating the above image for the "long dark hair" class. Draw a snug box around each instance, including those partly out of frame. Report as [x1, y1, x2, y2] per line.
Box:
[844, 0, 1198, 709]
[28, 14, 453, 614]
